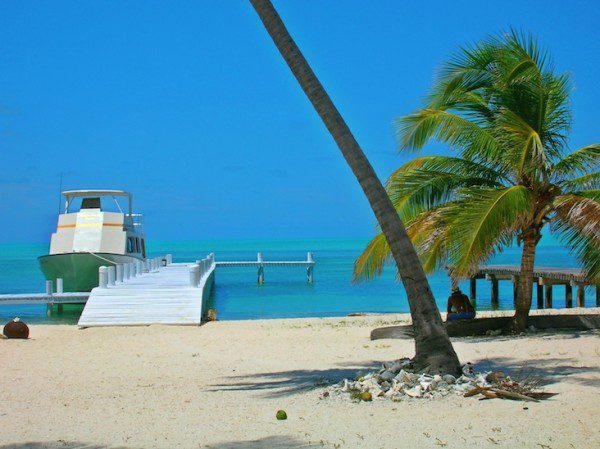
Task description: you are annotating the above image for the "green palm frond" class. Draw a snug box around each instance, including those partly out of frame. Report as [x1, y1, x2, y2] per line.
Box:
[393, 155, 507, 180]
[561, 173, 600, 191]
[541, 73, 572, 154]
[353, 204, 458, 281]
[552, 217, 600, 283]
[553, 144, 600, 178]
[352, 233, 390, 282]
[386, 156, 507, 222]
[438, 38, 500, 84]
[445, 186, 533, 275]
[395, 109, 501, 164]
[497, 108, 547, 173]
[406, 205, 458, 273]
[503, 29, 549, 75]
[552, 192, 600, 282]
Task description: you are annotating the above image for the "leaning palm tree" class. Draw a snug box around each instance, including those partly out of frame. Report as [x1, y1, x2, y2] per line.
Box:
[354, 31, 599, 332]
[249, 0, 461, 374]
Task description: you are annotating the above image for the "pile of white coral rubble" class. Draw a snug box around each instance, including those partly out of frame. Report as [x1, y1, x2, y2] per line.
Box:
[328, 358, 495, 401]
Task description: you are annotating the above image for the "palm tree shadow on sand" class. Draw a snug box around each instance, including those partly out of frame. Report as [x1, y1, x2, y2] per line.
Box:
[209, 361, 382, 398]
[210, 351, 600, 398]
[0, 444, 122, 449]
[0, 437, 319, 449]
[205, 436, 321, 448]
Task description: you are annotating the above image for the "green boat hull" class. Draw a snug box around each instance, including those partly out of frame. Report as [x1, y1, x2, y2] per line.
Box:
[38, 253, 142, 292]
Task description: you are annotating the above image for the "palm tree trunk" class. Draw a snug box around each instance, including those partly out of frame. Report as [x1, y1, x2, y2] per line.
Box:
[249, 0, 461, 374]
[511, 230, 538, 332]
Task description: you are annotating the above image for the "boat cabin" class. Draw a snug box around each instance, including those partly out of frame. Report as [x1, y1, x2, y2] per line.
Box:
[49, 190, 146, 258]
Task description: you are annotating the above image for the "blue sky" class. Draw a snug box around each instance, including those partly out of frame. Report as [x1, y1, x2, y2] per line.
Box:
[1, 0, 598, 243]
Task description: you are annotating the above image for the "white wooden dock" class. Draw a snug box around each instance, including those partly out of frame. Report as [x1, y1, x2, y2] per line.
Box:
[0, 251, 315, 325]
[78, 256, 215, 327]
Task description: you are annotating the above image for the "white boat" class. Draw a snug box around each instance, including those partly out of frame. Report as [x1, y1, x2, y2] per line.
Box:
[38, 190, 146, 291]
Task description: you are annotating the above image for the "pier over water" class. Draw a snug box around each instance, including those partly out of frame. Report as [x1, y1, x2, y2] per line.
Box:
[469, 265, 599, 309]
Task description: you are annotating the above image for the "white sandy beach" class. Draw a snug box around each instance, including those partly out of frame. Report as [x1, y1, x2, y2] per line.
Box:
[1, 310, 599, 449]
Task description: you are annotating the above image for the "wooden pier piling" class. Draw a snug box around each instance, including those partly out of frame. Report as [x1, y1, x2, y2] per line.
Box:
[45, 280, 53, 316]
[545, 284, 553, 308]
[577, 285, 585, 307]
[56, 278, 64, 312]
[307, 252, 314, 283]
[565, 284, 573, 308]
[511, 275, 519, 306]
[465, 265, 596, 310]
[469, 278, 477, 302]
[536, 281, 544, 309]
[257, 252, 264, 284]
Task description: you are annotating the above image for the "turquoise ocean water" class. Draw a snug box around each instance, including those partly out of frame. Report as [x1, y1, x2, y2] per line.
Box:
[0, 237, 591, 324]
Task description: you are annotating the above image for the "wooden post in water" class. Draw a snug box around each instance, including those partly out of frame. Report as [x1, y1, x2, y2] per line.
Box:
[511, 275, 519, 308]
[46, 280, 53, 316]
[56, 278, 64, 312]
[469, 278, 477, 304]
[565, 284, 573, 308]
[257, 252, 264, 285]
[577, 284, 585, 307]
[307, 252, 314, 283]
[536, 280, 544, 309]
[486, 275, 499, 309]
[545, 284, 553, 308]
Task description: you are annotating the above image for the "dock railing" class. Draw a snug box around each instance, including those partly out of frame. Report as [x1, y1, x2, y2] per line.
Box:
[188, 253, 215, 287]
[98, 255, 171, 288]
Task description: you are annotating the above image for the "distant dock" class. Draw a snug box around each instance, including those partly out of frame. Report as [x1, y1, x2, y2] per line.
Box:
[215, 252, 315, 284]
[470, 265, 599, 308]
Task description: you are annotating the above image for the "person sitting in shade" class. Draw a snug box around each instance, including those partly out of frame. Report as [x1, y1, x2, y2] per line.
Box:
[446, 288, 476, 321]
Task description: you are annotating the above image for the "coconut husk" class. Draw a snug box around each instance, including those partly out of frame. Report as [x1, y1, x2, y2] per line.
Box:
[491, 388, 539, 402]
[464, 386, 489, 397]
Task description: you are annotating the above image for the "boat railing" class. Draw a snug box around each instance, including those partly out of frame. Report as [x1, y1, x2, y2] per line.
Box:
[127, 213, 144, 233]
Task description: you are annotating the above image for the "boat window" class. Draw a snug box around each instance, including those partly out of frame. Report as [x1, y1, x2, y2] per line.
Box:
[127, 237, 134, 253]
[141, 239, 146, 258]
[81, 197, 101, 209]
[134, 238, 140, 253]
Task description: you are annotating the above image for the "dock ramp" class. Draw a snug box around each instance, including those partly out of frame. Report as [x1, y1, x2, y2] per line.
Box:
[78, 260, 214, 327]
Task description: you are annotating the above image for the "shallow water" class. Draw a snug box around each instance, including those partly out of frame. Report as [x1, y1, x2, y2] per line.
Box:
[0, 237, 593, 324]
